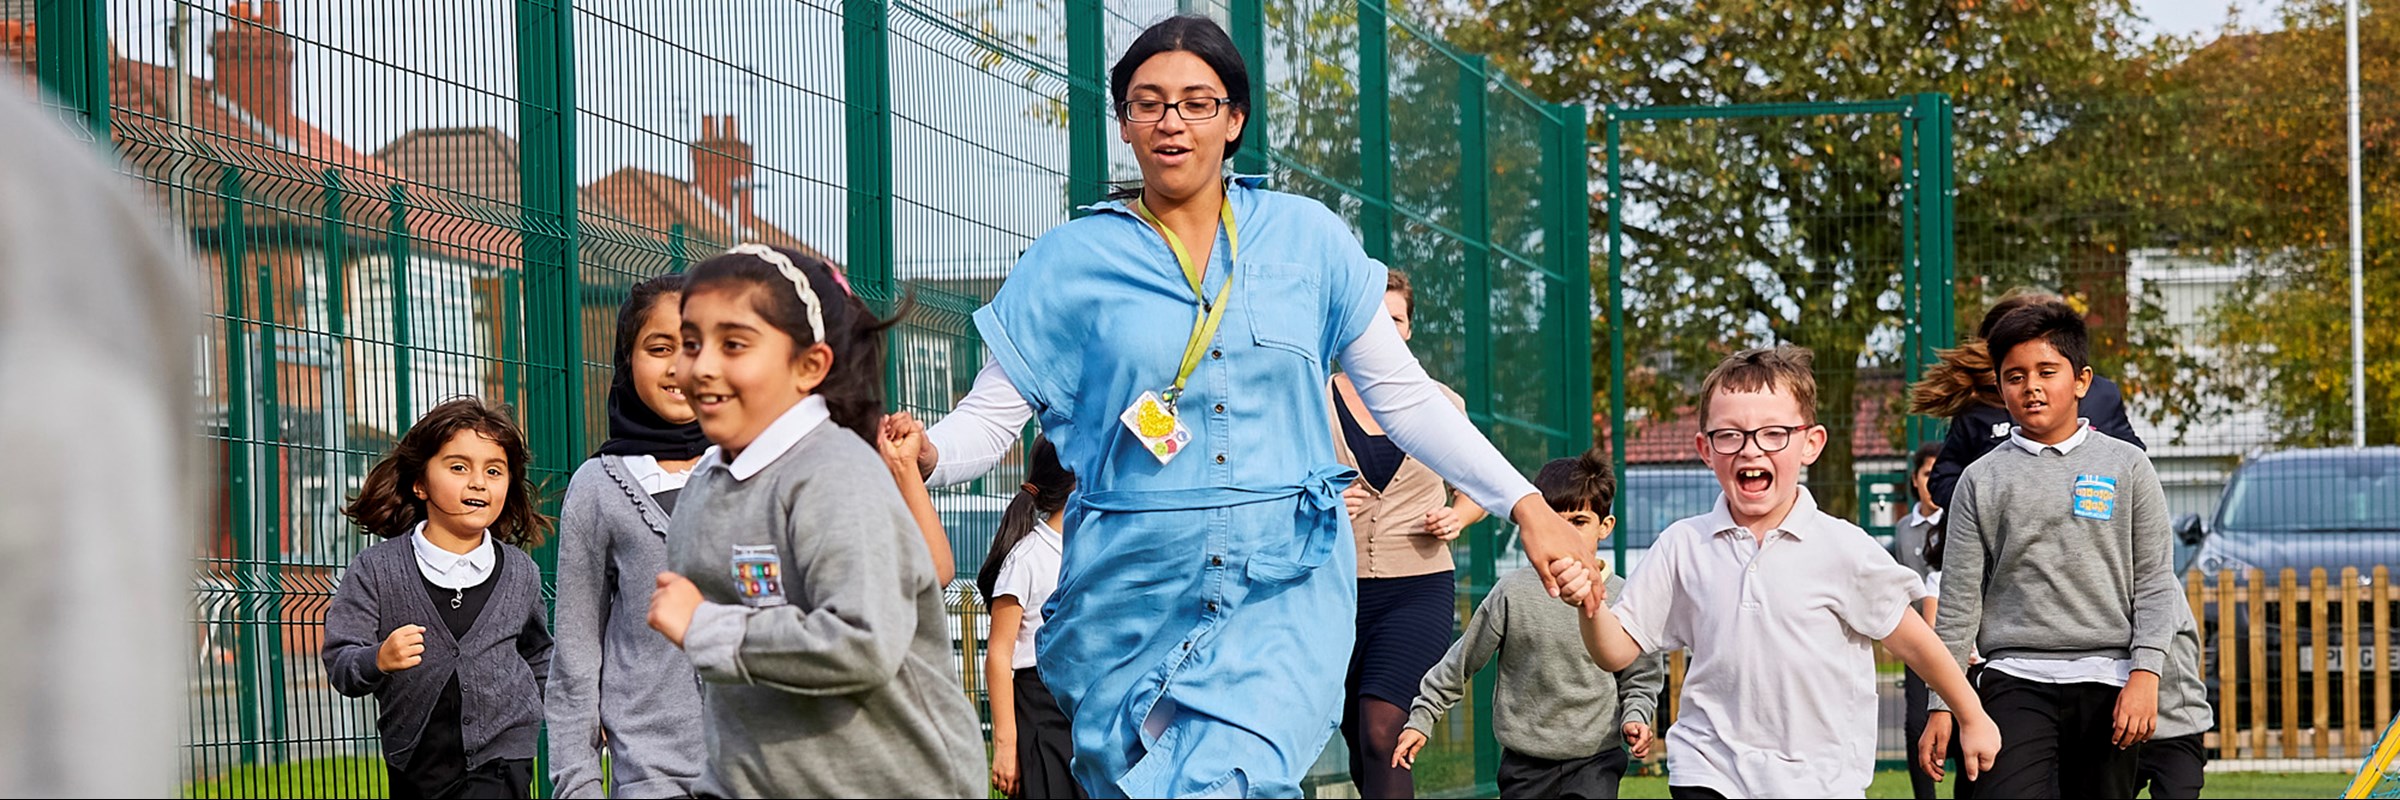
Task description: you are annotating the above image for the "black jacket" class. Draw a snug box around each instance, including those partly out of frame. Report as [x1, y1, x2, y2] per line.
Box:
[1927, 373, 2146, 508]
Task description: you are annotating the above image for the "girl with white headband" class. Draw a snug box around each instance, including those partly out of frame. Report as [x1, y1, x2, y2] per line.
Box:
[645, 244, 982, 797]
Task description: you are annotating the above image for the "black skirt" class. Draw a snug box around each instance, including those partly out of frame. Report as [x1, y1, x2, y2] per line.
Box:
[1014, 668, 1087, 799]
[1349, 570, 1459, 707]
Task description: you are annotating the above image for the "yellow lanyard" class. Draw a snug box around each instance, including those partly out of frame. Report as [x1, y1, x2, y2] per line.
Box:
[1132, 197, 1240, 408]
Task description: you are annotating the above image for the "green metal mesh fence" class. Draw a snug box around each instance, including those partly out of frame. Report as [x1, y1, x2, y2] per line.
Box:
[21, 0, 1588, 795]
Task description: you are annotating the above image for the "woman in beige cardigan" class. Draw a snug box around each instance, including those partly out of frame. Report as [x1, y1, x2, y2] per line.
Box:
[1331, 270, 1488, 799]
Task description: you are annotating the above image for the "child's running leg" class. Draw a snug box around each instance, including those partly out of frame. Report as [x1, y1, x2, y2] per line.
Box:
[1563, 747, 1629, 800]
[2057, 682, 2143, 798]
[1973, 672, 2069, 797]
[1497, 748, 1628, 800]
[1665, 785, 1727, 799]
[2135, 733, 2205, 800]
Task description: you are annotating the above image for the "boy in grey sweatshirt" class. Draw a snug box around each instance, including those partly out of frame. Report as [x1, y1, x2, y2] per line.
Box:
[1396, 449, 1665, 799]
[1927, 301, 2190, 798]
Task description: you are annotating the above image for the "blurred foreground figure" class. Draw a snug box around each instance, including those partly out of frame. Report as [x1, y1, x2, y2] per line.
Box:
[0, 81, 200, 797]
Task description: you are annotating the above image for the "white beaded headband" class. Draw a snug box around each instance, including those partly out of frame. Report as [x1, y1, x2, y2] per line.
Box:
[726, 243, 825, 343]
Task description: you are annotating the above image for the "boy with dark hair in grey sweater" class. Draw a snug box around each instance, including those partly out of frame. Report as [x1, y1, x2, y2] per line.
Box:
[1924, 300, 2190, 798]
[1394, 447, 1665, 799]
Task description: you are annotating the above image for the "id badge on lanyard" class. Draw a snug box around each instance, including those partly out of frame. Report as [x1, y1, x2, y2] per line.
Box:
[1121, 198, 1239, 465]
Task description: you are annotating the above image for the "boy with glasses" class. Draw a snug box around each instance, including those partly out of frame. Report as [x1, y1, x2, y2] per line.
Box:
[1548, 346, 2002, 798]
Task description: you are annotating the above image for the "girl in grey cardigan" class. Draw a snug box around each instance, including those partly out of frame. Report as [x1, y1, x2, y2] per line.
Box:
[645, 246, 982, 798]
[547, 276, 713, 798]
[323, 397, 555, 800]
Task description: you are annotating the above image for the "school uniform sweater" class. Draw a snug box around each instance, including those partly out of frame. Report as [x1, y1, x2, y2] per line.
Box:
[546, 456, 706, 798]
[1403, 569, 1666, 760]
[323, 535, 552, 771]
[667, 415, 982, 798]
[1931, 431, 2182, 710]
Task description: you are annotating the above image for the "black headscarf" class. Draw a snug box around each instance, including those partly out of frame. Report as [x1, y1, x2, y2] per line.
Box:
[595, 274, 711, 460]
[596, 372, 711, 460]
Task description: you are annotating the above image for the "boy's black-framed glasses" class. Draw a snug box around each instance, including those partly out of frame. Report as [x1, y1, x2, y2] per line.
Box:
[1703, 425, 1813, 456]
[1118, 97, 1237, 122]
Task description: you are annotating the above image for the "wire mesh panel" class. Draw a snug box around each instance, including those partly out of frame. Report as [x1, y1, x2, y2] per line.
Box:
[1605, 104, 1929, 562]
[64, 0, 539, 793]
[22, 0, 1588, 794]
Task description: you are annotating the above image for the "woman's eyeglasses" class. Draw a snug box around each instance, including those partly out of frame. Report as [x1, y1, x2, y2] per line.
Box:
[1118, 97, 1236, 123]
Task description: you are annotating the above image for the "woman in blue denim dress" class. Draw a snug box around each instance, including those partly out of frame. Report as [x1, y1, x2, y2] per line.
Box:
[894, 16, 1598, 798]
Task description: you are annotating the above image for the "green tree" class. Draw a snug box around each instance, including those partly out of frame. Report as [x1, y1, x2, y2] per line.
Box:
[1419, 0, 2174, 518]
[2141, 1, 2400, 446]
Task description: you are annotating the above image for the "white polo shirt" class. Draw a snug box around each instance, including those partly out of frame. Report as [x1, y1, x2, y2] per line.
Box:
[1611, 490, 1926, 798]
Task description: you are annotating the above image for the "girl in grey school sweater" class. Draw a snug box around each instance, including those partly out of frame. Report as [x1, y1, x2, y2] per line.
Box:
[323, 397, 555, 800]
[644, 246, 982, 798]
[546, 275, 712, 798]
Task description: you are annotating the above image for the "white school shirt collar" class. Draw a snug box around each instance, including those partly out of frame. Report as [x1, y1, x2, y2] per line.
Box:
[1697, 487, 1824, 542]
[696, 394, 831, 482]
[1900, 504, 1944, 529]
[410, 521, 496, 590]
[620, 454, 695, 495]
[2007, 417, 2093, 456]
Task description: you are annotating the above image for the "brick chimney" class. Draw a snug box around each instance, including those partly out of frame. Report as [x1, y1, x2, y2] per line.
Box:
[691, 115, 756, 224]
[212, 1, 292, 120]
[2, 22, 33, 75]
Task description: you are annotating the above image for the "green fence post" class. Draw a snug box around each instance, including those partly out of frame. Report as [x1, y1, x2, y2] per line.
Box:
[220, 167, 262, 769]
[388, 185, 413, 433]
[1561, 104, 1593, 455]
[1932, 93, 1956, 357]
[1455, 52, 1500, 791]
[33, 0, 108, 140]
[1356, 0, 1392, 261]
[517, 2, 581, 792]
[1902, 102, 1922, 450]
[504, 272, 524, 411]
[1230, 0, 1268, 178]
[323, 172, 347, 341]
[1458, 55, 1491, 425]
[322, 171, 350, 535]
[1907, 93, 1957, 450]
[843, 0, 900, 413]
[1604, 111, 1628, 575]
[255, 209, 289, 767]
[845, 0, 895, 295]
[518, 0, 582, 471]
[1067, 0, 1106, 213]
[670, 222, 689, 273]
[1537, 102, 1567, 460]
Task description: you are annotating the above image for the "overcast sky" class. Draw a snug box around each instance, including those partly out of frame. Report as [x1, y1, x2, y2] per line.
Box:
[2133, 0, 2286, 39]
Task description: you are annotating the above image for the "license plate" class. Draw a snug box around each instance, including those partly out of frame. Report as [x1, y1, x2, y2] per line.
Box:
[2297, 645, 2378, 673]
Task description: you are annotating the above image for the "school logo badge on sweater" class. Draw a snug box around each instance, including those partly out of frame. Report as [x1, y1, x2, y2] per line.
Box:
[731, 544, 787, 607]
[2073, 475, 2119, 521]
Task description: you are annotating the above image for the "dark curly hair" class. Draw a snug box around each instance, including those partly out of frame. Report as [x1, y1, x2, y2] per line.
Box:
[343, 396, 551, 548]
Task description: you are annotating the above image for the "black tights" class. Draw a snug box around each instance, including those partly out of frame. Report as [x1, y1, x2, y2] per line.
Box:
[1344, 697, 1414, 799]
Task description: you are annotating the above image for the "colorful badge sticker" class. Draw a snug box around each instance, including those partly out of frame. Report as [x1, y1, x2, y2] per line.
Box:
[1119, 390, 1194, 465]
[730, 544, 787, 607]
[2072, 474, 2119, 521]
